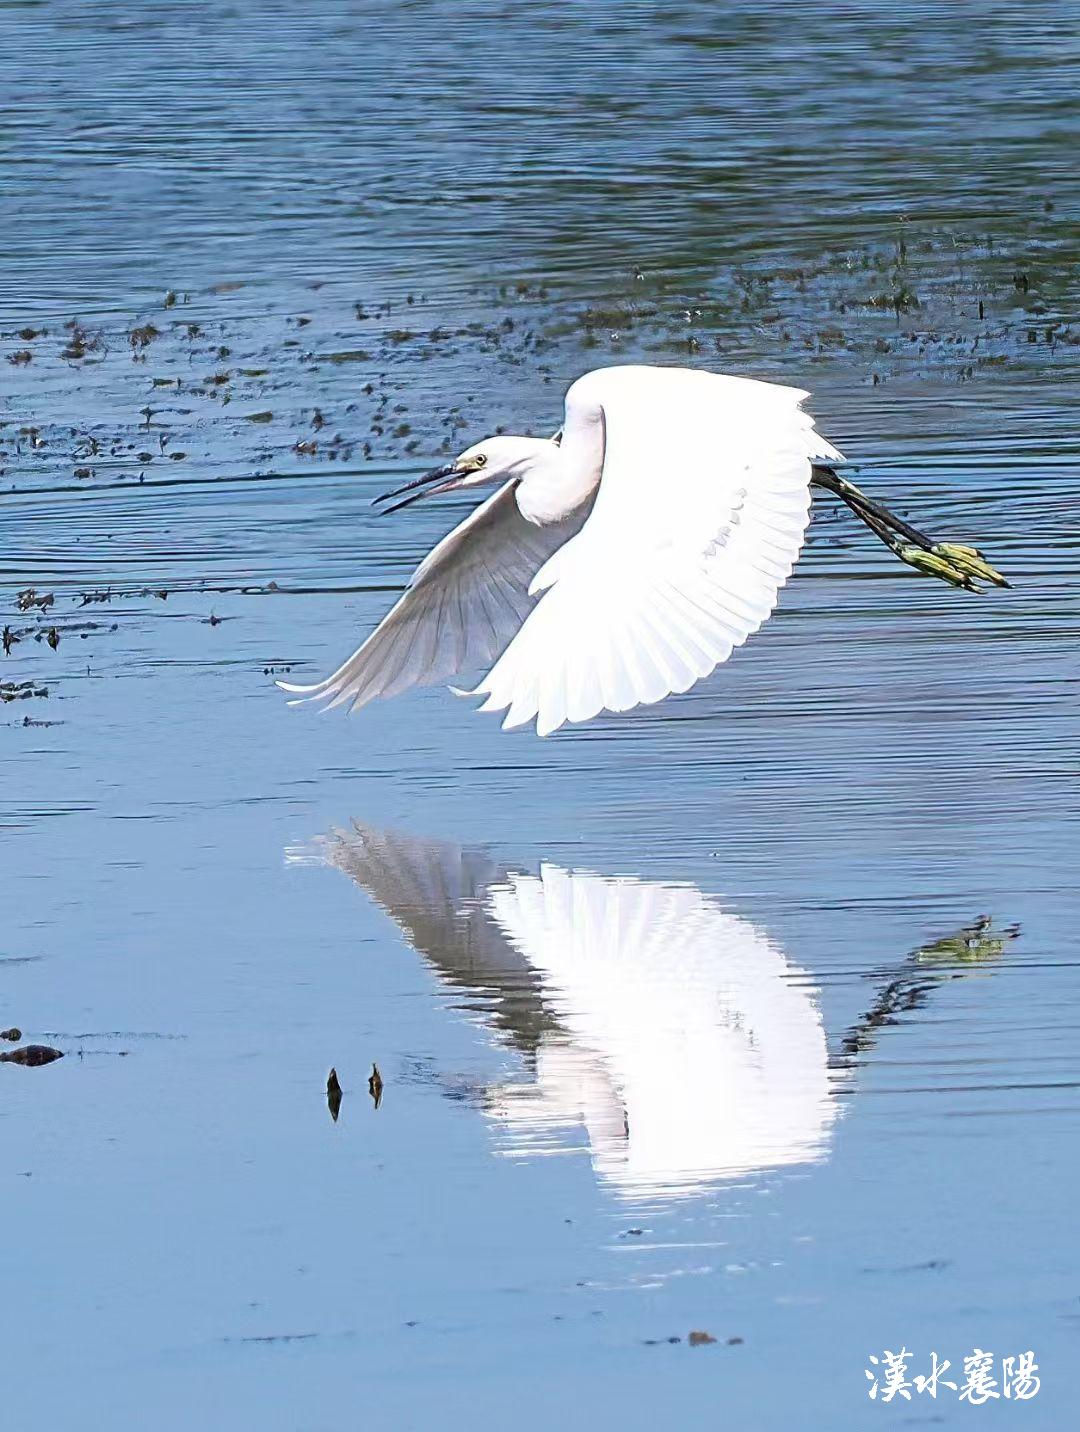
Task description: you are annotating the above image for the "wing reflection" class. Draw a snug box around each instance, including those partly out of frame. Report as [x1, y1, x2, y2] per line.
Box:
[305, 823, 840, 1201]
[483, 863, 840, 1198]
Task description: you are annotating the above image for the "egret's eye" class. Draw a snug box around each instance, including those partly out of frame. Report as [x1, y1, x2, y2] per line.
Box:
[473, 454, 487, 468]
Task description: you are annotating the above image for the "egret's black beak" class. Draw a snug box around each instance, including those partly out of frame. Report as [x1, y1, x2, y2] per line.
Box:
[373, 462, 461, 515]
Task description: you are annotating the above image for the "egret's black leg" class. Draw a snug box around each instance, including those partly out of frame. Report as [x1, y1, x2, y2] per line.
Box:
[811, 466, 935, 549]
[811, 465, 1009, 590]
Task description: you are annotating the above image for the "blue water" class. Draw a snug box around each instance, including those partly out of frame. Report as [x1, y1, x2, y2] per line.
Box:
[2, 2, 1079, 1427]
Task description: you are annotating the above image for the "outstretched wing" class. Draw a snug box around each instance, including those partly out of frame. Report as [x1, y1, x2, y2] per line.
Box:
[279, 479, 585, 713]
[469, 366, 844, 735]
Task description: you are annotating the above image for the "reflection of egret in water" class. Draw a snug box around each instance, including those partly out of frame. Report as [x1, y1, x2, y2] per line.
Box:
[301, 824, 1012, 1203]
[480, 866, 840, 1199]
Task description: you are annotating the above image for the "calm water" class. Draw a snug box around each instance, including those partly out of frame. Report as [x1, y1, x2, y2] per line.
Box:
[2, 2, 1079, 1428]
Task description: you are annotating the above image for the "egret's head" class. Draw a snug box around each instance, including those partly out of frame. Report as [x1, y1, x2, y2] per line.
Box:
[374, 436, 553, 514]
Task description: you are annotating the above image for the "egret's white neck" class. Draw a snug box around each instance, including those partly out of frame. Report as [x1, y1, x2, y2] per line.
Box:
[514, 430, 603, 527]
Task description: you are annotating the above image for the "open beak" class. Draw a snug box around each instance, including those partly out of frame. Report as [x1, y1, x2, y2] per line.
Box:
[373, 462, 463, 515]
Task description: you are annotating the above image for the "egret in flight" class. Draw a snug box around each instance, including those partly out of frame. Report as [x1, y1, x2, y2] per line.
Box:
[280, 365, 1006, 735]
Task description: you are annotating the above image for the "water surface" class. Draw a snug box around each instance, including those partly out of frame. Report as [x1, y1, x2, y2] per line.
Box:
[2, 2, 1079, 1427]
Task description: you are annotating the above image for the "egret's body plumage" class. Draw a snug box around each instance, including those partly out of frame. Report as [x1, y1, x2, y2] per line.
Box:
[280, 364, 1005, 735]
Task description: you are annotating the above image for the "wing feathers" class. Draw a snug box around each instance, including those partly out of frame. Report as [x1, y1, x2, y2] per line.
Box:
[469, 366, 833, 734]
[279, 479, 588, 714]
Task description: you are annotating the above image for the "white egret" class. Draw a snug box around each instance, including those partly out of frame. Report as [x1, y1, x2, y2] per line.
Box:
[280, 365, 1006, 736]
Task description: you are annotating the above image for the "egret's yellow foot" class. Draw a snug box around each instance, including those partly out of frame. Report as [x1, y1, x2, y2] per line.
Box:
[931, 542, 1010, 588]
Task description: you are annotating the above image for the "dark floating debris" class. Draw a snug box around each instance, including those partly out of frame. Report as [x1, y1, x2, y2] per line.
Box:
[0, 1045, 64, 1067]
[644, 1330, 738, 1348]
[230, 1331, 317, 1345]
[644, 1323, 739, 1346]
[1, 681, 49, 703]
[60, 320, 104, 362]
[129, 323, 160, 352]
[16, 589, 54, 613]
[368, 1062, 384, 1109]
[327, 1066, 343, 1122]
